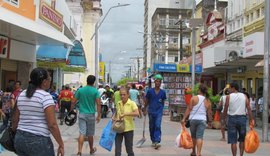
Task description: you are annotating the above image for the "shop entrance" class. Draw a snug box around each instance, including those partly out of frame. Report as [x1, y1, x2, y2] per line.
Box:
[1, 70, 17, 90]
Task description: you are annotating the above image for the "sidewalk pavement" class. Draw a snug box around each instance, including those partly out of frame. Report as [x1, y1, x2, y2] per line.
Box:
[1, 115, 270, 156]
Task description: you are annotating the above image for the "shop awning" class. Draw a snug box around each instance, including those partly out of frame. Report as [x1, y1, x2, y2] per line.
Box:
[36, 40, 86, 67]
[255, 60, 264, 67]
[37, 45, 69, 61]
[67, 40, 87, 67]
[0, 7, 73, 46]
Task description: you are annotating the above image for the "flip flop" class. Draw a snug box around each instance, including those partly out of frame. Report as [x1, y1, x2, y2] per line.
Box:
[90, 147, 97, 155]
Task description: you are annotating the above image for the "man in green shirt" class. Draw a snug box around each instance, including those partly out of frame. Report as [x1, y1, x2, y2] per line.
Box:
[72, 75, 101, 155]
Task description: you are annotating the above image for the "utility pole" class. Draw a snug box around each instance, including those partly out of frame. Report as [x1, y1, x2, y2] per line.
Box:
[262, 0, 269, 142]
[124, 65, 132, 78]
[130, 56, 143, 82]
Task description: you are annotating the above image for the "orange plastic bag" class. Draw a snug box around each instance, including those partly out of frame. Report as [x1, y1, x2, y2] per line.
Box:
[180, 124, 193, 149]
[244, 128, 259, 153]
[214, 111, 220, 121]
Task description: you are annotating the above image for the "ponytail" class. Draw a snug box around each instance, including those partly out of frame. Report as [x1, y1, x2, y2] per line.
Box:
[26, 83, 37, 98]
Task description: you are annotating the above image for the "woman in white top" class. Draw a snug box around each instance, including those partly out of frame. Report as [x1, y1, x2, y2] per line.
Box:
[181, 84, 212, 156]
[217, 88, 230, 141]
[12, 68, 64, 156]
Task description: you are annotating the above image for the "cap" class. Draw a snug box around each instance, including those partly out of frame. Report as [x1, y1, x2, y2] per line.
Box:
[154, 74, 163, 80]
[105, 84, 110, 87]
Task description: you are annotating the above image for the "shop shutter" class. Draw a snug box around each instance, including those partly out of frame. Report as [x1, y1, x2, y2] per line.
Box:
[1, 59, 17, 71]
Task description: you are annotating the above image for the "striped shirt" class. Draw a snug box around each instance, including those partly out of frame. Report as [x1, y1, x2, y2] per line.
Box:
[17, 89, 55, 137]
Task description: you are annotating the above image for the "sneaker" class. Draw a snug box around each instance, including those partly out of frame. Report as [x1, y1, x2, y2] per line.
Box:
[154, 143, 161, 149]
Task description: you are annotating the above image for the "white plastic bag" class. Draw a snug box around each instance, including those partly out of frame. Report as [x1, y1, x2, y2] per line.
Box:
[175, 132, 181, 148]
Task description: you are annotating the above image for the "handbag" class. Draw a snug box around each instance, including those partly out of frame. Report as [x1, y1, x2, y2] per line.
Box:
[0, 127, 16, 152]
[185, 97, 205, 128]
[112, 119, 125, 133]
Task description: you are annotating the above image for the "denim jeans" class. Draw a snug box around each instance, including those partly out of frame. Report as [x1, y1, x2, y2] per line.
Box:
[14, 130, 55, 156]
[148, 113, 162, 143]
[0, 113, 10, 134]
[227, 115, 247, 144]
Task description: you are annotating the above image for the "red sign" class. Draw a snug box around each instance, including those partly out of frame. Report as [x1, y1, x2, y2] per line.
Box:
[39, 2, 63, 31]
[0, 36, 9, 59]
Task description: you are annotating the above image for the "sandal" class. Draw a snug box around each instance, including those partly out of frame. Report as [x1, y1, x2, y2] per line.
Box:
[77, 152, 82, 156]
[190, 153, 196, 156]
[90, 147, 97, 155]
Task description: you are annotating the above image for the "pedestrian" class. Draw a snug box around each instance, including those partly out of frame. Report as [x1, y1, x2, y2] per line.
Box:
[12, 80, 22, 100]
[181, 84, 212, 156]
[12, 67, 64, 156]
[113, 86, 121, 108]
[143, 74, 166, 149]
[217, 87, 230, 141]
[250, 94, 257, 126]
[241, 88, 250, 100]
[223, 82, 254, 156]
[113, 87, 139, 156]
[104, 84, 114, 114]
[129, 83, 141, 118]
[0, 85, 15, 134]
[257, 96, 263, 120]
[58, 84, 74, 125]
[138, 85, 146, 116]
[72, 75, 101, 156]
[50, 86, 59, 112]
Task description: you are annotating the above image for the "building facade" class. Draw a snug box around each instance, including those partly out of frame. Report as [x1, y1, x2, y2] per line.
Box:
[0, 0, 73, 90]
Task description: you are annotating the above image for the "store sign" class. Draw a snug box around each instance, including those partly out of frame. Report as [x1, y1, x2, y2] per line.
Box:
[99, 62, 105, 81]
[0, 36, 9, 59]
[154, 64, 177, 72]
[177, 64, 190, 73]
[189, 65, 202, 73]
[243, 32, 264, 58]
[39, 2, 63, 31]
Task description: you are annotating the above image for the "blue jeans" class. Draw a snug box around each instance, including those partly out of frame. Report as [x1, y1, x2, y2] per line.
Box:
[14, 130, 55, 156]
[227, 115, 247, 144]
[190, 120, 207, 139]
[148, 113, 162, 143]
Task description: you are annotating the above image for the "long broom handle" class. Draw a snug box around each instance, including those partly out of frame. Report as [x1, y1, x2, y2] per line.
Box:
[142, 115, 146, 138]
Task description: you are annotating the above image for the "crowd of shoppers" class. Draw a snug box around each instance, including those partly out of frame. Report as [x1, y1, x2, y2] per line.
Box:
[0, 70, 259, 156]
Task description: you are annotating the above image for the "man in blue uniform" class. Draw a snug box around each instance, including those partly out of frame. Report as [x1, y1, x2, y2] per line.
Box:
[143, 74, 166, 149]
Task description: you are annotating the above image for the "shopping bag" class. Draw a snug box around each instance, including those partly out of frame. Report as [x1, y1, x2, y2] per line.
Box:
[180, 124, 193, 149]
[0, 127, 16, 153]
[175, 132, 181, 148]
[99, 120, 117, 151]
[245, 127, 259, 153]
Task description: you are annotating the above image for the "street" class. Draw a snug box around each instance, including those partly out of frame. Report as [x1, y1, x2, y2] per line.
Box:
[1, 115, 270, 156]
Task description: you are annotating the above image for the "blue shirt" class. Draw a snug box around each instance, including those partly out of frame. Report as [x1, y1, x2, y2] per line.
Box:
[129, 89, 139, 104]
[146, 88, 166, 114]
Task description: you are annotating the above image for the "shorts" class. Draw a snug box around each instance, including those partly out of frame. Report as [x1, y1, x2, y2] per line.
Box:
[227, 115, 247, 144]
[79, 113, 95, 136]
[190, 120, 207, 139]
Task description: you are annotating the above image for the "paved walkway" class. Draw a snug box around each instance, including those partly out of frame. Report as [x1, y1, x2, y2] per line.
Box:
[1, 115, 270, 155]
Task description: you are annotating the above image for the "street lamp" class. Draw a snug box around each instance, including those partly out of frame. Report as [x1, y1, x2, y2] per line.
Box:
[91, 3, 130, 88]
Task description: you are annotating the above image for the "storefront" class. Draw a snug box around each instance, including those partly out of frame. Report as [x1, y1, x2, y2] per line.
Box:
[153, 63, 202, 121]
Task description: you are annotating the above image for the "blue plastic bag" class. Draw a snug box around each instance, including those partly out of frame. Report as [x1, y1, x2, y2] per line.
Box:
[99, 120, 116, 151]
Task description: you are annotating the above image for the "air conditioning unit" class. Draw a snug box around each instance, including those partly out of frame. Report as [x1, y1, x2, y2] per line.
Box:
[226, 49, 243, 62]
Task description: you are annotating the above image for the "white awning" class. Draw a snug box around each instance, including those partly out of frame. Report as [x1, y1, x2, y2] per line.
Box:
[0, 7, 73, 46]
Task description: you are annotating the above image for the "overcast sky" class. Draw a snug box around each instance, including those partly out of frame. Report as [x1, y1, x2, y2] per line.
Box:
[99, 0, 144, 83]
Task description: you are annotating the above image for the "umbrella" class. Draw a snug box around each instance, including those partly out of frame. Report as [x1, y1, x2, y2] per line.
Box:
[136, 115, 147, 148]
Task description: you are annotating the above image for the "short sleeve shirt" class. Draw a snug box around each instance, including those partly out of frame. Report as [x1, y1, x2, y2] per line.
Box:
[75, 86, 100, 114]
[59, 90, 74, 101]
[146, 88, 166, 114]
[116, 99, 138, 132]
[129, 89, 139, 104]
